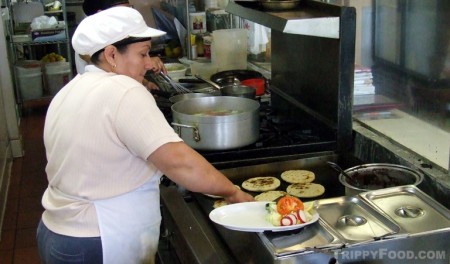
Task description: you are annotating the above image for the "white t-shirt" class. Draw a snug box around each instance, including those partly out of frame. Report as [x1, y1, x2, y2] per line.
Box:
[42, 65, 182, 237]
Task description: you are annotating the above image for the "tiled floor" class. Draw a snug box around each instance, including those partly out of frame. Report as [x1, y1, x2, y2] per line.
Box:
[0, 106, 49, 263]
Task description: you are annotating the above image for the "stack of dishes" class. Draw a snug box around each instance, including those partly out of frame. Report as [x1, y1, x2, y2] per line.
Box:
[260, 0, 301, 11]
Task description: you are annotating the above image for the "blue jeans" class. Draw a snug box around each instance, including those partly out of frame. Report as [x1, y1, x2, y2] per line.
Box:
[36, 219, 103, 263]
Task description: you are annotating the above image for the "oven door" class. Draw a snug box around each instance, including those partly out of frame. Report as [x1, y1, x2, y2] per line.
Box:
[159, 185, 235, 263]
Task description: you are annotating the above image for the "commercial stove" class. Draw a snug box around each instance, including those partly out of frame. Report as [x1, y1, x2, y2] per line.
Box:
[159, 163, 450, 264]
[156, 1, 450, 263]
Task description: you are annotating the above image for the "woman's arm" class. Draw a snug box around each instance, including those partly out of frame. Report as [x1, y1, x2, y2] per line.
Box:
[148, 141, 254, 203]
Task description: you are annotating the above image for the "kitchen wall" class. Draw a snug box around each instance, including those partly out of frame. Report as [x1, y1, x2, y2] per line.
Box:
[67, 0, 161, 27]
[131, 0, 161, 28]
[0, 71, 13, 238]
[0, 8, 22, 158]
[1, 6, 23, 235]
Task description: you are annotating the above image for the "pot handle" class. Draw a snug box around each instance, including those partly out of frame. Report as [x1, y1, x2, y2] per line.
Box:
[171, 122, 201, 142]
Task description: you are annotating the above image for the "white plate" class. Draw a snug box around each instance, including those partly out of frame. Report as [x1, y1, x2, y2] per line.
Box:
[209, 201, 319, 232]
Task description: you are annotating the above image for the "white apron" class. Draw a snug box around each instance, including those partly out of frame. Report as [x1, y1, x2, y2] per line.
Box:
[94, 175, 162, 264]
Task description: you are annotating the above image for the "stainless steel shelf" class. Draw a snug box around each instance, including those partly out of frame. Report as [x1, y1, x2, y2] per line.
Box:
[225, 1, 340, 39]
[5, 0, 73, 108]
[10, 39, 68, 46]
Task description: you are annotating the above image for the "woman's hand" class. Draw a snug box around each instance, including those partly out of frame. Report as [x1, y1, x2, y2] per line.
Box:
[224, 189, 255, 204]
[149, 142, 255, 204]
[142, 78, 159, 91]
[150, 56, 167, 74]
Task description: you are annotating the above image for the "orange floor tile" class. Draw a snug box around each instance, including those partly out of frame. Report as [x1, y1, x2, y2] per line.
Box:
[0, 106, 48, 264]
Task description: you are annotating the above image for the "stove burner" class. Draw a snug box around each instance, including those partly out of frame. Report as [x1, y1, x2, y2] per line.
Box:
[254, 108, 323, 147]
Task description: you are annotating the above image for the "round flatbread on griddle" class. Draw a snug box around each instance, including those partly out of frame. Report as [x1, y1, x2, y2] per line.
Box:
[286, 183, 325, 198]
[213, 199, 228, 209]
[241, 176, 281, 192]
[254, 190, 287, 201]
[281, 170, 315, 184]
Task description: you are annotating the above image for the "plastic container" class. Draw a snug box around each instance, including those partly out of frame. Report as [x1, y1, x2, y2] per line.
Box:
[211, 29, 247, 71]
[15, 60, 43, 100]
[44, 61, 71, 95]
[190, 62, 219, 79]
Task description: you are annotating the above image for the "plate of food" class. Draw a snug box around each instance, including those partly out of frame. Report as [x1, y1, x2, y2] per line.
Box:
[209, 196, 319, 232]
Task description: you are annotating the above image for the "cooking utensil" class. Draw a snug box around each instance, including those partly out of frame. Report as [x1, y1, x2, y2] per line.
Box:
[220, 85, 256, 99]
[195, 75, 257, 99]
[169, 93, 216, 104]
[213, 76, 241, 86]
[194, 74, 222, 90]
[210, 70, 264, 87]
[326, 161, 357, 186]
[339, 163, 423, 196]
[171, 96, 260, 150]
[159, 72, 191, 94]
[178, 78, 205, 84]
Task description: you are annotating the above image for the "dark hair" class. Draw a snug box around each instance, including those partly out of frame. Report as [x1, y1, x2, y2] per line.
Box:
[90, 37, 152, 64]
[83, 0, 130, 16]
[101, 0, 130, 9]
[82, 0, 101, 16]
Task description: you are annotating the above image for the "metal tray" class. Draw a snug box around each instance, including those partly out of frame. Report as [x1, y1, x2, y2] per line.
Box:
[260, 0, 301, 11]
[258, 220, 343, 257]
[315, 196, 400, 246]
[360, 185, 450, 235]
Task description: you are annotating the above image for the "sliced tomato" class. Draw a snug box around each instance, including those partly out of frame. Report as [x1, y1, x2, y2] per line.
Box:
[276, 195, 304, 215]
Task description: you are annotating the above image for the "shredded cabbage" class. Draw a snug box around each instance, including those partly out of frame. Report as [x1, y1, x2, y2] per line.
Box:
[265, 202, 281, 226]
[266, 211, 282, 226]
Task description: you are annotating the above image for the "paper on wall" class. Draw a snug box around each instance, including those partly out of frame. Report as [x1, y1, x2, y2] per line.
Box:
[243, 19, 270, 55]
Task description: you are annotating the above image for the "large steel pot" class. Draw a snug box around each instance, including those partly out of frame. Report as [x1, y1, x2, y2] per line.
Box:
[171, 96, 260, 150]
[339, 163, 423, 196]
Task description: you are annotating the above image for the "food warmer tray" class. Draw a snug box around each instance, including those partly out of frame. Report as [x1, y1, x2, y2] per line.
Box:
[359, 185, 450, 236]
[314, 196, 402, 246]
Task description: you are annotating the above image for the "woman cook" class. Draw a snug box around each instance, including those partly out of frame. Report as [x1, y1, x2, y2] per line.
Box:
[37, 6, 254, 264]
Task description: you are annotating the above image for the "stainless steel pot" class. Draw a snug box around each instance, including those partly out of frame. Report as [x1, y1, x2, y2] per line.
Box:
[220, 85, 256, 99]
[339, 163, 424, 196]
[210, 70, 264, 86]
[169, 93, 216, 104]
[194, 75, 256, 99]
[171, 96, 260, 150]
